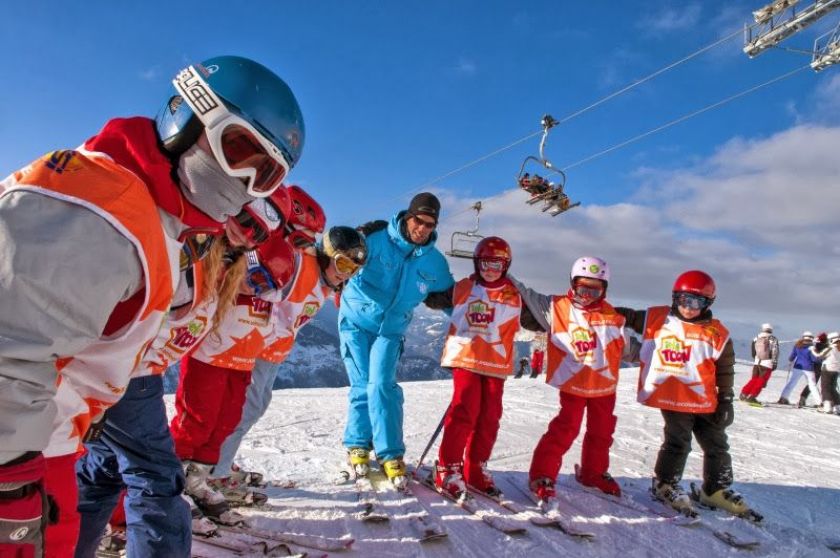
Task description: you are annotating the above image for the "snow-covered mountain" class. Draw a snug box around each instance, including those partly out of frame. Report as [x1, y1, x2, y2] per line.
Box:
[173, 363, 840, 557]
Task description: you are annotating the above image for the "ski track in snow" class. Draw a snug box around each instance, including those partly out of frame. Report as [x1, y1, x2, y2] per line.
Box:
[168, 364, 840, 557]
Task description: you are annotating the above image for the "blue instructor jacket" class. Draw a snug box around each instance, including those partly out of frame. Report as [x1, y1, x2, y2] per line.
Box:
[339, 211, 454, 336]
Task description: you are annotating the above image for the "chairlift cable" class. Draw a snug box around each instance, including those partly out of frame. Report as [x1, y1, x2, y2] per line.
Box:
[379, 26, 748, 211]
[560, 63, 811, 172]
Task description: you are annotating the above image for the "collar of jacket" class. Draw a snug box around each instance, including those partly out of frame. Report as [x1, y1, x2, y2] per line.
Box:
[389, 210, 438, 256]
[83, 117, 223, 234]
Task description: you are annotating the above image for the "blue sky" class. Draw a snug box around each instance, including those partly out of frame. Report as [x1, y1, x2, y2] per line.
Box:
[2, 1, 839, 337]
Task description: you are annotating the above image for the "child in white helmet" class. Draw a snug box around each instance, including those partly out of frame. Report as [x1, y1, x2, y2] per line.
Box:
[510, 257, 627, 506]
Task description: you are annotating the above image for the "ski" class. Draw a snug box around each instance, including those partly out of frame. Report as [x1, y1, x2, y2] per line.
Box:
[354, 474, 389, 522]
[413, 466, 527, 535]
[193, 535, 306, 556]
[367, 469, 448, 542]
[498, 478, 595, 540]
[560, 478, 760, 549]
[217, 525, 355, 552]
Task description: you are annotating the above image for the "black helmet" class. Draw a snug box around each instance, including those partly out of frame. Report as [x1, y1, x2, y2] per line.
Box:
[320, 226, 367, 271]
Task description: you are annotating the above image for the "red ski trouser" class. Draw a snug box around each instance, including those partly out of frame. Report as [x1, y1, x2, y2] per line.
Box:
[170, 356, 252, 465]
[437, 368, 506, 483]
[529, 391, 617, 483]
[43, 452, 82, 558]
[740, 365, 773, 398]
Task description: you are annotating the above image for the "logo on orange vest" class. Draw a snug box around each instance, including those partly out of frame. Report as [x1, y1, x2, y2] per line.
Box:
[166, 317, 208, 354]
[248, 297, 272, 323]
[294, 301, 321, 329]
[570, 327, 597, 359]
[44, 150, 81, 174]
[466, 299, 495, 328]
[657, 336, 692, 369]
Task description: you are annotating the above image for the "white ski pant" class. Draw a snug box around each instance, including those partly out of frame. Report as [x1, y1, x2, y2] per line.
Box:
[779, 367, 821, 404]
[215, 358, 282, 476]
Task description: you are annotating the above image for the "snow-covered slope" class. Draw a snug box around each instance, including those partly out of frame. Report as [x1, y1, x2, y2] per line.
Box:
[170, 364, 840, 557]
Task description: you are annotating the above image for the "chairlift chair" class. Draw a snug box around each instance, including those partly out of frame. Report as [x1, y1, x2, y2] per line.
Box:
[516, 114, 580, 217]
[446, 201, 484, 259]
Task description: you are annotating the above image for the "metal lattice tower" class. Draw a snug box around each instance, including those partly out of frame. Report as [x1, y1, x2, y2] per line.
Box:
[812, 19, 840, 69]
[744, 0, 840, 57]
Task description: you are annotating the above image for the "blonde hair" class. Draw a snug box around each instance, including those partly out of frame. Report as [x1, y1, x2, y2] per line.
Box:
[199, 240, 248, 341]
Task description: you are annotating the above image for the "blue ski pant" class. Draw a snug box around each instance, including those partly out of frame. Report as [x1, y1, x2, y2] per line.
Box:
[340, 316, 405, 460]
[215, 358, 282, 475]
[75, 375, 191, 558]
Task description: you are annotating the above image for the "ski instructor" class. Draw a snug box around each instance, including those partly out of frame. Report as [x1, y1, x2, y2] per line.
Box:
[0, 55, 305, 557]
[340, 193, 454, 488]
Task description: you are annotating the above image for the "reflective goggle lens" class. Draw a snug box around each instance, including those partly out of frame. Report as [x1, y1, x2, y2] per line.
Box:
[573, 284, 604, 300]
[479, 259, 505, 272]
[220, 124, 288, 194]
[674, 292, 712, 310]
[246, 266, 276, 294]
[334, 253, 361, 275]
[234, 211, 269, 245]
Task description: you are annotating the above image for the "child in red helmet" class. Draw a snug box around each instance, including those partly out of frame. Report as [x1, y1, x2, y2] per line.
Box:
[616, 270, 752, 518]
[424, 236, 537, 500]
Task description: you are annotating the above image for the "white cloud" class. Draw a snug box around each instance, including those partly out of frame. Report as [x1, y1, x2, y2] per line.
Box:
[639, 4, 702, 34]
[436, 124, 840, 333]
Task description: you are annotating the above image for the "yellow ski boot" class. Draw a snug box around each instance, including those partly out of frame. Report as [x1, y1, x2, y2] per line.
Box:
[381, 457, 408, 490]
[347, 447, 371, 478]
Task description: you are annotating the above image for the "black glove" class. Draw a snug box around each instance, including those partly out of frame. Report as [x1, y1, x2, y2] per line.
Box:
[713, 396, 735, 427]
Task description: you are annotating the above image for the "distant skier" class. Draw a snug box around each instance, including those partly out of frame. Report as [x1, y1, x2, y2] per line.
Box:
[530, 348, 545, 378]
[340, 193, 454, 488]
[423, 237, 537, 499]
[738, 323, 779, 403]
[777, 332, 822, 405]
[617, 270, 751, 517]
[515, 358, 529, 379]
[510, 257, 627, 502]
[798, 332, 827, 407]
[814, 332, 840, 414]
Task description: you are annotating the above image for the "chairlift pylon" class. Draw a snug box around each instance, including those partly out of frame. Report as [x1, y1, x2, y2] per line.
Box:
[516, 114, 580, 217]
[445, 201, 484, 259]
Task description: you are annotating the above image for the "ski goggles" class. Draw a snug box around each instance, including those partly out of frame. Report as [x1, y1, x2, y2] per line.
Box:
[478, 259, 506, 272]
[673, 292, 713, 311]
[174, 65, 290, 198]
[409, 213, 437, 230]
[333, 253, 362, 276]
[234, 197, 286, 245]
[573, 283, 605, 301]
[180, 233, 215, 272]
[245, 250, 277, 295]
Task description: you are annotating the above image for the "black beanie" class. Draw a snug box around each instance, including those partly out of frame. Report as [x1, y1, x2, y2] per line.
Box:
[407, 192, 441, 223]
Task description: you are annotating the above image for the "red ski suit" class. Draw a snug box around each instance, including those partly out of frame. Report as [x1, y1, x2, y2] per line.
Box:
[436, 277, 522, 485]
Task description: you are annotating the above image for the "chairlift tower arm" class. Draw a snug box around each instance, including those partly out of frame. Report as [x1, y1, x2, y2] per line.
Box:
[744, 0, 840, 57]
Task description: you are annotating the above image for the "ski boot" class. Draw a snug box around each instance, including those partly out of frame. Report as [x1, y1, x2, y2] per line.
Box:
[183, 461, 246, 525]
[576, 466, 621, 497]
[465, 461, 502, 498]
[208, 475, 268, 507]
[529, 477, 556, 507]
[229, 463, 266, 487]
[694, 485, 749, 516]
[347, 447, 371, 478]
[434, 461, 467, 501]
[184, 494, 219, 537]
[95, 524, 126, 558]
[652, 479, 696, 516]
[777, 397, 790, 405]
[381, 457, 408, 490]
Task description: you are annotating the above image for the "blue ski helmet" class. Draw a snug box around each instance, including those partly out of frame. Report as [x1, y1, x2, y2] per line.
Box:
[156, 55, 305, 168]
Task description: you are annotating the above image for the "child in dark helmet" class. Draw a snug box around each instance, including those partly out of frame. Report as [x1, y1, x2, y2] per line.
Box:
[616, 270, 749, 517]
[423, 237, 537, 500]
